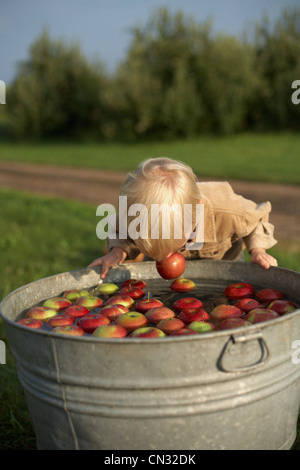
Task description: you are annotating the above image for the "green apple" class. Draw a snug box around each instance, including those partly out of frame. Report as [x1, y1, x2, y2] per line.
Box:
[188, 321, 216, 333]
[96, 283, 119, 295]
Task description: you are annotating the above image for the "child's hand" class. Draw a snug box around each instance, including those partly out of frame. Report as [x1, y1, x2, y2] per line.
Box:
[88, 247, 127, 279]
[250, 248, 278, 270]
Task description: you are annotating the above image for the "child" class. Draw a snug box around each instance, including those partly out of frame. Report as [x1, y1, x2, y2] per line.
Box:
[88, 157, 278, 279]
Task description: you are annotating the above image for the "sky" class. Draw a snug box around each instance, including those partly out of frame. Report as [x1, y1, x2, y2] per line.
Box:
[1, 0, 299, 83]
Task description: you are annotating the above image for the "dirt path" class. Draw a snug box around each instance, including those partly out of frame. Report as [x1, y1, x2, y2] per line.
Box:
[0, 160, 299, 241]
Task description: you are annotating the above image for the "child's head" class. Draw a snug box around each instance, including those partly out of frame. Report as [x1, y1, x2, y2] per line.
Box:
[119, 157, 201, 260]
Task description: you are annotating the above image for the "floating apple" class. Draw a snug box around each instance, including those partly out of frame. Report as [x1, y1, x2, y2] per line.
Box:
[173, 297, 204, 312]
[121, 279, 147, 289]
[169, 328, 199, 336]
[63, 289, 90, 301]
[145, 306, 175, 324]
[135, 298, 163, 313]
[106, 295, 135, 308]
[63, 305, 90, 318]
[188, 321, 216, 333]
[43, 297, 72, 310]
[100, 304, 129, 321]
[26, 306, 58, 321]
[48, 314, 75, 328]
[52, 325, 85, 336]
[119, 285, 145, 300]
[17, 318, 43, 329]
[210, 304, 243, 321]
[129, 327, 166, 338]
[78, 313, 110, 334]
[235, 298, 261, 313]
[244, 308, 280, 324]
[156, 252, 186, 280]
[255, 288, 284, 302]
[267, 299, 297, 315]
[178, 307, 210, 324]
[217, 318, 252, 330]
[156, 317, 185, 334]
[75, 295, 103, 309]
[170, 278, 196, 292]
[92, 324, 128, 338]
[116, 311, 148, 332]
[223, 282, 255, 299]
[96, 283, 119, 295]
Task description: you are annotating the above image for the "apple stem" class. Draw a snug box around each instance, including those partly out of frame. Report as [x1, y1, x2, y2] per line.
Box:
[148, 292, 150, 302]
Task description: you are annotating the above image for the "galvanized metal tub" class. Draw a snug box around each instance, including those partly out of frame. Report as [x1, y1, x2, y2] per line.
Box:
[1, 260, 300, 450]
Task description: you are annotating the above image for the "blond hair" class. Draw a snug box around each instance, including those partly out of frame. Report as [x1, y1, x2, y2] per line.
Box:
[119, 157, 201, 260]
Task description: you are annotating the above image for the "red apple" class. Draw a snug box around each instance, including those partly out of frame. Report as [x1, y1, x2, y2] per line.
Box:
[52, 325, 85, 336]
[255, 288, 284, 302]
[156, 317, 185, 334]
[170, 278, 196, 292]
[235, 298, 261, 313]
[116, 311, 148, 332]
[145, 306, 175, 324]
[188, 321, 216, 333]
[156, 252, 186, 280]
[173, 297, 204, 311]
[17, 318, 43, 329]
[63, 305, 90, 318]
[63, 289, 90, 301]
[267, 300, 297, 315]
[119, 285, 145, 300]
[92, 324, 128, 338]
[244, 308, 280, 324]
[26, 306, 58, 321]
[78, 313, 110, 334]
[210, 304, 243, 321]
[129, 327, 166, 338]
[48, 314, 75, 328]
[100, 304, 129, 321]
[106, 295, 134, 308]
[218, 318, 252, 330]
[121, 279, 147, 289]
[169, 328, 199, 336]
[135, 298, 163, 313]
[43, 297, 72, 310]
[75, 295, 103, 309]
[223, 282, 255, 299]
[178, 308, 210, 324]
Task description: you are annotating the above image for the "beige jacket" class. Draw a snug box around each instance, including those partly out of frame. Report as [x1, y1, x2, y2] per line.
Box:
[107, 181, 277, 261]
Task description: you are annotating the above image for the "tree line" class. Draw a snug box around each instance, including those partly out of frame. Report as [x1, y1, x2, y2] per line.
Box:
[2, 7, 300, 141]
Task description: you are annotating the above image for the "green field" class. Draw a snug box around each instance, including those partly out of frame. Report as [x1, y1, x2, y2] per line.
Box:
[0, 132, 299, 184]
[0, 188, 105, 450]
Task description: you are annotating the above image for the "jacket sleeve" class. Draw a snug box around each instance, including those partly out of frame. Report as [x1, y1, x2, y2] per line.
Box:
[242, 199, 277, 253]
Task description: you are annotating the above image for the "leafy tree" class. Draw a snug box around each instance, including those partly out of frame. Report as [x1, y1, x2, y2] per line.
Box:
[8, 30, 108, 139]
[113, 8, 258, 137]
[251, 8, 300, 130]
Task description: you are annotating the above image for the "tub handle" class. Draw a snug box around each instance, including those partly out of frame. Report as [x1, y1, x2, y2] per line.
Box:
[218, 332, 269, 373]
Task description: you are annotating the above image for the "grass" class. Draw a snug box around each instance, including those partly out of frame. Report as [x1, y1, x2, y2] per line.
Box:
[0, 187, 104, 450]
[0, 132, 299, 185]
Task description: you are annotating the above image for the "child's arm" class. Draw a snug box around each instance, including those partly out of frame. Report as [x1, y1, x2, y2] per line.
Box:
[250, 247, 278, 270]
[88, 247, 127, 279]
